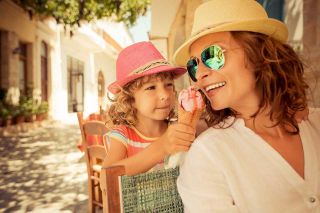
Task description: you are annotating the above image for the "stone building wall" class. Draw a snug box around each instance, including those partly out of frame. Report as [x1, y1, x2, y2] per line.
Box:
[0, 31, 19, 88]
[303, 0, 320, 107]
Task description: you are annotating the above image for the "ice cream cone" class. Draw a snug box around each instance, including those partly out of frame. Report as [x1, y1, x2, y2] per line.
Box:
[178, 104, 203, 128]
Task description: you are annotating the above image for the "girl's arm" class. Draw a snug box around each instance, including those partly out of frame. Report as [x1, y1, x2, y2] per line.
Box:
[103, 123, 195, 175]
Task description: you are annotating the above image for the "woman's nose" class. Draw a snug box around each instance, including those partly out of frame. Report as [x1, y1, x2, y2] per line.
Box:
[196, 63, 210, 81]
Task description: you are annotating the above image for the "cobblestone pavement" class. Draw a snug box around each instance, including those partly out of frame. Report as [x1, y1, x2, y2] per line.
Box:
[0, 121, 93, 213]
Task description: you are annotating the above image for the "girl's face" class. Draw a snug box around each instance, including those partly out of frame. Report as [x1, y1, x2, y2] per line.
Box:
[132, 76, 175, 123]
[190, 32, 260, 113]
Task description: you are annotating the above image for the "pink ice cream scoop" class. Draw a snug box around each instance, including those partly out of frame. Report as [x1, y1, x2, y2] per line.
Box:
[178, 86, 204, 128]
[178, 86, 204, 112]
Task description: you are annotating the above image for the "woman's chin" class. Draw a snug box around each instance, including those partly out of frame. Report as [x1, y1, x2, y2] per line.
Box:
[211, 103, 226, 111]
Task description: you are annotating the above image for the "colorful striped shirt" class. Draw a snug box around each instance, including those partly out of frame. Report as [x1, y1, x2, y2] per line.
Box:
[104, 125, 164, 170]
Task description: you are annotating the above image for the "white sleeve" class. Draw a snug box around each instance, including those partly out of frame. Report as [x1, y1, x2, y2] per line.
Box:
[177, 140, 240, 213]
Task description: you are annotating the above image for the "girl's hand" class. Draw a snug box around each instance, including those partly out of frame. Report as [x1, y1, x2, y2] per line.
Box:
[160, 123, 196, 155]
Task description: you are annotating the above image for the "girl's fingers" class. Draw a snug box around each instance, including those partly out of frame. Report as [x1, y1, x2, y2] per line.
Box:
[174, 144, 192, 152]
[173, 133, 195, 143]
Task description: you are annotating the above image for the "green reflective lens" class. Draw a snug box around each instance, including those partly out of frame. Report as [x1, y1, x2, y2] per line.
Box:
[201, 45, 225, 70]
[186, 45, 225, 82]
[186, 58, 198, 82]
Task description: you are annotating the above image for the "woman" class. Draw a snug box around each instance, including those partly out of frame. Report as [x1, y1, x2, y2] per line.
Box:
[173, 0, 320, 212]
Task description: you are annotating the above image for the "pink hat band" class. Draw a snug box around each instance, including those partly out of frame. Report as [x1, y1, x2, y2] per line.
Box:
[108, 42, 186, 94]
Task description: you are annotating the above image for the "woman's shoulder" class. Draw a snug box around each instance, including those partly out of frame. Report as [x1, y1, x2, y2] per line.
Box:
[308, 107, 320, 116]
[196, 127, 231, 143]
[303, 107, 320, 126]
[197, 117, 240, 137]
[194, 119, 244, 148]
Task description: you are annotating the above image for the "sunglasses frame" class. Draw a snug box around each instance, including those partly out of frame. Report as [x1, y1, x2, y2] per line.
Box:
[187, 44, 226, 82]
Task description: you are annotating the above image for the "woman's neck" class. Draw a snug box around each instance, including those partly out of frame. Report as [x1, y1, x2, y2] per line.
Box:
[239, 106, 293, 138]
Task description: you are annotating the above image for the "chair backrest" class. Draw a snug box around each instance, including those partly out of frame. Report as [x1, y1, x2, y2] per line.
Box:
[86, 145, 107, 171]
[77, 112, 109, 150]
[100, 166, 184, 213]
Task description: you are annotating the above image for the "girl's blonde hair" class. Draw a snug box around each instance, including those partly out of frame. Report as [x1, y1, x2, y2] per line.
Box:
[108, 72, 176, 126]
[204, 31, 309, 134]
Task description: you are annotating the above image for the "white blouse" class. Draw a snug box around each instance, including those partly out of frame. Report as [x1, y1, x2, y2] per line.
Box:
[178, 108, 320, 213]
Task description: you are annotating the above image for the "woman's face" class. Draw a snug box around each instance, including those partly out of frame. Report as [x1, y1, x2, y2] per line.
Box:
[132, 76, 175, 123]
[189, 32, 260, 113]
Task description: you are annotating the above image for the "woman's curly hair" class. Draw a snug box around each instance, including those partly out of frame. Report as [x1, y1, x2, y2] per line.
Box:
[108, 72, 176, 126]
[204, 31, 309, 134]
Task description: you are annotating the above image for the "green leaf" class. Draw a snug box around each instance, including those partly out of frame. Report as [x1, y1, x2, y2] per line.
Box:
[13, 0, 150, 27]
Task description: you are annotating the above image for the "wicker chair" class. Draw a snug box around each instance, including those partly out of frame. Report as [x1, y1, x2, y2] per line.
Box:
[100, 165, 183, 213]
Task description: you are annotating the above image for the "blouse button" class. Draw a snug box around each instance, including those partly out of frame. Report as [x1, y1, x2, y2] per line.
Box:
[309, 197, 316, 203]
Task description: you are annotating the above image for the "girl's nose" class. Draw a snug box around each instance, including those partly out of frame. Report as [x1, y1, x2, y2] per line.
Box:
[159, 88, 170, 101]
[159, 92, 169, 101]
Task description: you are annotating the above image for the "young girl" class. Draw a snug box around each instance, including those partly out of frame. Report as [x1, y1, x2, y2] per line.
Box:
[174, 0, 320, 212]
[103, 42, 196, 175]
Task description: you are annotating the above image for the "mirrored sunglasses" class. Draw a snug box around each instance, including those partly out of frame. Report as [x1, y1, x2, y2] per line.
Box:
[186, 44, 225, 82]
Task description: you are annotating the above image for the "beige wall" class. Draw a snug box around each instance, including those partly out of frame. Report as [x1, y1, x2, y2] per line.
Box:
[0, 0, 36, 42]
[167, 0, 202, 90]
[159, 0, 202, 62]
[303, 0, 320, 107]
[0, 0, 40, 90]
[0, 30, 20, 88]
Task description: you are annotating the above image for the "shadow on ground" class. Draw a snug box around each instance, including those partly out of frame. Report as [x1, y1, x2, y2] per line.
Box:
[0, 121, 90, 213]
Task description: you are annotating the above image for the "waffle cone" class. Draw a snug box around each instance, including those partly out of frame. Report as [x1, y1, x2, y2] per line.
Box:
[178, 105, 203, 128]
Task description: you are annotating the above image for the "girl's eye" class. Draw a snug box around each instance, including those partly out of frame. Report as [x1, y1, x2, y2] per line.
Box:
[166, 83, 174, 87]
[145, 85, 156, 90]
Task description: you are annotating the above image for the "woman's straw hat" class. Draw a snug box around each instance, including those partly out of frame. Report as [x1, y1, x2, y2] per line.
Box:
[108, 41, 186, 94]
[173, 0, 288, 66]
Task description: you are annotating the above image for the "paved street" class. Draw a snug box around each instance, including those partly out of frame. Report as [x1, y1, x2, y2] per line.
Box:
[0, 121, 91, 213]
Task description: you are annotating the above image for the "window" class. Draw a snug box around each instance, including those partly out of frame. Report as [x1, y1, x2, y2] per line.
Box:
[257, 0, 284, 21]
[0, 33, 2, 89]
[19, 43, 28, 95]
[40, 41, 49, 101]
[67, 56, 84, 113]
[98, 71, 105, 98]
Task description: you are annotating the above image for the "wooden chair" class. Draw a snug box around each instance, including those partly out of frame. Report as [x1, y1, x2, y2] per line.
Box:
[77, 112, 109, 213]
[100, 166, 184, 213]
[85, 145, 107, 213]
[77, 112, 109, 151]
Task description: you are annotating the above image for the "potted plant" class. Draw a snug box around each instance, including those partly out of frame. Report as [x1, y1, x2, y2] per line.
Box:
[0, 101, 6, 126]
[36, 101, 49, 121]
[12, 105, 26, 124]
[2, 87, 20, 126]
[23, 97, 37, 122]
[0, 101, 12, 127]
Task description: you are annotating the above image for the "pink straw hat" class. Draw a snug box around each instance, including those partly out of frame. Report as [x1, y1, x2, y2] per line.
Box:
[108, 42, 186, 94]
